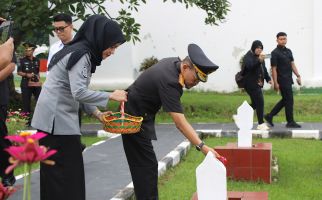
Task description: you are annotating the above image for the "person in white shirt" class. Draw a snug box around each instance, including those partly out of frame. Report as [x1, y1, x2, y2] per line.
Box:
[47, 13, 74, 68]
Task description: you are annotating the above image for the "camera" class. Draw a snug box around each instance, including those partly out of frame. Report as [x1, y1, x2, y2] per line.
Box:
[0, 20, 13, 44]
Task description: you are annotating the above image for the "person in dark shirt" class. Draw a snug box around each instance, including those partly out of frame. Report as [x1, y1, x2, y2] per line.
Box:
[17, 43, 42, 126]
[265, 32, 302, 128]
[122, 43, 221, 199]
[0, 54, 16, 187]
[243, 40, 272, 130]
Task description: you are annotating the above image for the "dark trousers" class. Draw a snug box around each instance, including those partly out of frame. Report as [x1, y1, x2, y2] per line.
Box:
[21, 86, 41, 122]
[0, 105, 14, 178]
[122, 134, 158, 200]
[245, 87, 265, 124]
[39, 133, 85, 200]
[268, 85, 294, 123]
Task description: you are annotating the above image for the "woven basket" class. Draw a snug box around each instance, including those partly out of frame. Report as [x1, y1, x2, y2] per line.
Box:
[102, 111, 143, 134]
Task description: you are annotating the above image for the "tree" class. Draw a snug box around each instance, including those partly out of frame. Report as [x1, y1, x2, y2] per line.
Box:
[0, 0, 230, 45]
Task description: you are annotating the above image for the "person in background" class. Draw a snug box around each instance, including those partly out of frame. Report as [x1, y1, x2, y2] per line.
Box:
[122, 43, 222, 199]
[47, 13, 74, 67]
[265, 32, 302, 128]
[31, 15, 127, 200]
[17, 43, 41, 126]
[243, 40, 272, 130]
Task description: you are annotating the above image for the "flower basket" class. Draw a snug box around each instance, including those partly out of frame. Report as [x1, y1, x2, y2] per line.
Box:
[102, 102, 143, 134]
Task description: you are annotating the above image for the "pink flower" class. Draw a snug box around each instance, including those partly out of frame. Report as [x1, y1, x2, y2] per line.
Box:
[0, 182, 16, 200]
[6, 132, 47, 144]
[5, 138, 57, 174]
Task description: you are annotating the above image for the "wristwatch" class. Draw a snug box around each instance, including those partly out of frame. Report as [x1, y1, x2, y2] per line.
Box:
[195, 141, 205, 151]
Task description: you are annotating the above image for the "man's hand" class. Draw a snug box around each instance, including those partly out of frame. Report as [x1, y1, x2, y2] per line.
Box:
[274, 82, 280, 92]
[201, 145, 220, 157]
[296, 76, 302, 86]
[26, 73, 33, 79]
[0, 17, 6, 22]
[201, 145, 228, 166]
[109, 90, 128, 102]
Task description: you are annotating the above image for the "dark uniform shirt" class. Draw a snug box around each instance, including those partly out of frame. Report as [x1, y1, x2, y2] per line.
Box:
[0, 54, 17, 105]
[270, 45, 294, 86]
[18, 56, 40, 87]
[125, 57, 184, 140]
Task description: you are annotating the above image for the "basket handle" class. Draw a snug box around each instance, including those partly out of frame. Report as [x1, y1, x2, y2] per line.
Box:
[120, 101, 125, 118]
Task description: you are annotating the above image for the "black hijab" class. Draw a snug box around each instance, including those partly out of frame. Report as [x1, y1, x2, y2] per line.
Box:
[251, 40, 263, 53]
[48, 15, 125, 73]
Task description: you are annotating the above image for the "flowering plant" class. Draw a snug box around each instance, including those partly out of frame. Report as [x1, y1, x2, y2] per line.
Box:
[0, 182, 16, 200]
[5, 132, 57, 200]
[6, 110, 29, 135]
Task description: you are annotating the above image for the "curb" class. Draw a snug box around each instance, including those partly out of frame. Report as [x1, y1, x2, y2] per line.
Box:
[196, 129, 322, 140]
[110, 128, 322, 200]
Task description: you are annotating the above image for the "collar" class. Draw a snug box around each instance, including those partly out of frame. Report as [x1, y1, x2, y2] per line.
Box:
[176, 60, 184, 87]
[277, 45, 286, 49]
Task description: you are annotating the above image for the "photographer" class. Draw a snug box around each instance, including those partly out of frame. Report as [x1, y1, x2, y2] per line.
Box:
[17, 42, 41, 126]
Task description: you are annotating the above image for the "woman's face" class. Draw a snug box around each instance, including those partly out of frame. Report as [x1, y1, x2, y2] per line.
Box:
[254, 47, 263, 56]
[102, 43, 121, 59]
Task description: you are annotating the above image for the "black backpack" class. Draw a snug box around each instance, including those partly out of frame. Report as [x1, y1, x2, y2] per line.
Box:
[235, 58, 246, 88]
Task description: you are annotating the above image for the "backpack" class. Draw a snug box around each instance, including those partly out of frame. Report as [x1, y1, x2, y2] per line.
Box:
[235, 56, 246, 88]
[235, 70, 245, 88]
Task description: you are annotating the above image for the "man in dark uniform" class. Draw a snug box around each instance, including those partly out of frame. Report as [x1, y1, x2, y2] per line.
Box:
[17, 43, 42, 126]
[264, 32, 302, 128]
[122, 43, 220, 200]
[0, 53, 16, 187]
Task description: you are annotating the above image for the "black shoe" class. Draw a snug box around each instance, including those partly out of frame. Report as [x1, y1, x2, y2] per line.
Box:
[286, 122, 301, 128]
[2, 175, 16, 187]
[264, 114, 274, 127]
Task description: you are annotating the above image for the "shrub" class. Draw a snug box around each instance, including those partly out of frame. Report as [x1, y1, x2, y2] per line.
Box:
[139, 56, 158, 72]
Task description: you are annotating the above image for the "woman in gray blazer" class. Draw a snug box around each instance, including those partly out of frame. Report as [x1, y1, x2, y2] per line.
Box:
[31, 15, 127, 200]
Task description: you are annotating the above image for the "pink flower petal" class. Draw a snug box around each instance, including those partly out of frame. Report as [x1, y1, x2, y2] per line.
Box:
[5, 135, 25, 143]
[30, 132, 47, 140]
[5, 162, 19, 174]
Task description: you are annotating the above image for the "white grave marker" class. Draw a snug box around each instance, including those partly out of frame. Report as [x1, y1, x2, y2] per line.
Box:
[233, 101, 253, 147]
[196, 152, 227, 200]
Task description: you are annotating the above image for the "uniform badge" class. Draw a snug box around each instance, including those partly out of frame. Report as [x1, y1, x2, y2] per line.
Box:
[82, 66, 88, 78]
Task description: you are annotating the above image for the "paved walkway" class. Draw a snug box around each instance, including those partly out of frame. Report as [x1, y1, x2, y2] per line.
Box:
[9, 123, 322, 200]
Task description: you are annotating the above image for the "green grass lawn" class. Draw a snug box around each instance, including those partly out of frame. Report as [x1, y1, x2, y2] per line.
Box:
[82, 89, 322, 124]
[159, 137, 322, 200]
[13, 73, 322, 124]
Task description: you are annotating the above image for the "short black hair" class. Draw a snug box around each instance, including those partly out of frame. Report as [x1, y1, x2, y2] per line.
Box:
[53, 13, 72, 24]
[276, 32, 287, 38]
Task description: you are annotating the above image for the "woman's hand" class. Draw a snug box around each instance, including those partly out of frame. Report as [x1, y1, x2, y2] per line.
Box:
[109, 90, 127, 102]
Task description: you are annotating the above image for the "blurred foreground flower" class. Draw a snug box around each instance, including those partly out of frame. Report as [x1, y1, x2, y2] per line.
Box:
[6, 132, 46, 145]
[5, 132, 56, 200]
[0, 182, 16, 200]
